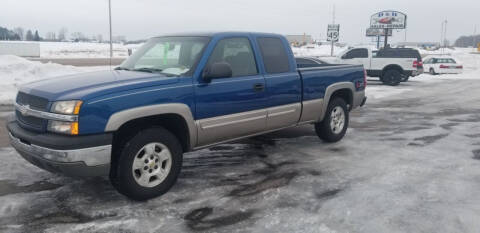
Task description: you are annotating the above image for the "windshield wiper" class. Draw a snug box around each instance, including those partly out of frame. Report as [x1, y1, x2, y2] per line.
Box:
[132, 67, 164, 73]
[114, 67, 131, 71]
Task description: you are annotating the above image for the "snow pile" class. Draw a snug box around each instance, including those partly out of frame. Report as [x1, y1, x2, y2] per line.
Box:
[0, 55, 107, 105]
[39, 41, 130, 58]
[292, 44, 347, 57]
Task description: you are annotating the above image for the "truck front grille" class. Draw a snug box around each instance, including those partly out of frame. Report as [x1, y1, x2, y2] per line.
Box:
[15, 92, 49, 131]
[16, 92, 49, 111]
[16, 110, 45, 130]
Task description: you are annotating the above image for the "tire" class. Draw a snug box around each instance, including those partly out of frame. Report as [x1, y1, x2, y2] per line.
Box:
[110, 127, 183, 201]
[381, 69, 401, 86]
[429, 68, 437, 75]
[315, 98, 349, 143]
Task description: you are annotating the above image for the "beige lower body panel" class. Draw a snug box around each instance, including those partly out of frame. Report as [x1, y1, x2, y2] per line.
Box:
[197, 109, 267, 146]
[196, 100, 323, 147]
[299, 99, 324, 123]
[266, 103, 301, 130]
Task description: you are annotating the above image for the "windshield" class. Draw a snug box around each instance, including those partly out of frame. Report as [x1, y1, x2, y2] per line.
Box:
[119, 36, 210, 76]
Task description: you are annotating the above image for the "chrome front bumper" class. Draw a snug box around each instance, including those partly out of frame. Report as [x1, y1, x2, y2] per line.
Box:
[9, 132, 111, 177]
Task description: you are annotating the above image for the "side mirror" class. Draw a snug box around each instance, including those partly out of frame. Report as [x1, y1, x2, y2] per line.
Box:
[202, 62, 232, 82]
[341, 55, 350, 59]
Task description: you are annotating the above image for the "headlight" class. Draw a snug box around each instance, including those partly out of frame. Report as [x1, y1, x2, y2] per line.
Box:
[49, 100, 82, 135]
[48, 121, 79, 135]
[51, 100, 83, 115]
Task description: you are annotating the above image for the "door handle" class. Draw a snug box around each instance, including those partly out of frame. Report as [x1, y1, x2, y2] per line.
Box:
[253, 83, 264, 92]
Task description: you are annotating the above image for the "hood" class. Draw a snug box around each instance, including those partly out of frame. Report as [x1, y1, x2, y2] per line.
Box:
[19, 70, 179, 101]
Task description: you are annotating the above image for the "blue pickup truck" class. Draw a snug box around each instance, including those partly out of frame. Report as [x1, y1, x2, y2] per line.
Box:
[7, 32, 366, 200]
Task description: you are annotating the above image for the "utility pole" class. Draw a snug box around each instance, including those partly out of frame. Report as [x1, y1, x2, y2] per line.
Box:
[384, 29, 388, 48]
[330, 4, 336, 56]
[474, 24, 477, 52]
[109, 0, 113, 68]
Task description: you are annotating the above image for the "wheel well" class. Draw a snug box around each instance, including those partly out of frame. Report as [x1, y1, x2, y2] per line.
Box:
[111, 114, 190, 171]
[330, 89, 353, 110]
[382, 65, 404, 77]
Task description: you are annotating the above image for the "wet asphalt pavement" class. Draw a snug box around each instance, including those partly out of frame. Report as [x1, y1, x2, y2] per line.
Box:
[1, 77, 480, 233]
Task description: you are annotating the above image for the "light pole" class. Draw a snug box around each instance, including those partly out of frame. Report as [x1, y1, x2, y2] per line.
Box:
[109, 0, 113, 67]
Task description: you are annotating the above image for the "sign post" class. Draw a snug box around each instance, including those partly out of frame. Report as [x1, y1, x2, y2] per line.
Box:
[366, 28, 392, 49]
[370, 11, 407, 48]
[327, 24, 340, 56]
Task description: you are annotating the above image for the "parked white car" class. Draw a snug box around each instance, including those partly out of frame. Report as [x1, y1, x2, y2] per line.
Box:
[423, 57, 463, 75]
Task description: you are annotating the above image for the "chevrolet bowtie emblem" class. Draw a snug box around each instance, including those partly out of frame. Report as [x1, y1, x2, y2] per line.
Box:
[18, 105, 29, 116]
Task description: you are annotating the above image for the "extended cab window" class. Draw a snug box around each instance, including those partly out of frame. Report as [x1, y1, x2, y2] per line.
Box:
[207, 37, 258, 77]
[119, 36, 209, 76]
[258, 37, 290, 74]
[344, 49, 368, 59]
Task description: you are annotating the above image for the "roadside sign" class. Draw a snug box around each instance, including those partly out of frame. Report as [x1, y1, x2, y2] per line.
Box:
[366, 28, 392, 37]
[370, 11, 407, 29]
[327, 24, 340, 42]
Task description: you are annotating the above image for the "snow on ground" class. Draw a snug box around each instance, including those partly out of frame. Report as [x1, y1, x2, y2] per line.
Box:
[39, 41, 132, 58]
[0, 55, 108, 105]
[1, 71, 480, 232]
[0, 48, 479, 232]
[0, 41, 141, 58]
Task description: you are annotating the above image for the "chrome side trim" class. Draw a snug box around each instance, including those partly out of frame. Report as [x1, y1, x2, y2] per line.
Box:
[105, 103, 197, 149]
[9, 133, 111, 166]
[201, 115, 266, 130]
[14, 103, 78, 122]
[299, 99, 324, 123]
[193, 124, 297, 151]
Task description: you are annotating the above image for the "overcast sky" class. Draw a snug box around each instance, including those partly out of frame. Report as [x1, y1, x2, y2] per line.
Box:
[2, 0, 479, 44]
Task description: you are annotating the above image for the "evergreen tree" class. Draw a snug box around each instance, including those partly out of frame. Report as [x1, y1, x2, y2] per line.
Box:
[26, 30, 34, 41]
[33, 30, 41, 41]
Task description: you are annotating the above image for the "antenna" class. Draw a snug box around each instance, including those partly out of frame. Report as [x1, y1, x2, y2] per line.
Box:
[108, 0, 113, 69]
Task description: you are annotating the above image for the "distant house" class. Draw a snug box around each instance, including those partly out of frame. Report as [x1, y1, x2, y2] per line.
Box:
[286, 34, 314, 47]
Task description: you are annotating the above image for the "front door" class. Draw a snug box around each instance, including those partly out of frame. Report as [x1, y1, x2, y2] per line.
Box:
[195, 37, 267, 146]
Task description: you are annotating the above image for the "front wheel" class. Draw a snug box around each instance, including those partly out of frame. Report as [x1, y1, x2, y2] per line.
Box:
[429, 68, 437, 75]
[315, 98, 349, 143]
[111, 127, 183, 201]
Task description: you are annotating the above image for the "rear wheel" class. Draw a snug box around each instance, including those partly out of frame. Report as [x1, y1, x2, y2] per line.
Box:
[315, 98, 349, 143]
[381, 69, 401, 86]
[111, 127, 183, 201]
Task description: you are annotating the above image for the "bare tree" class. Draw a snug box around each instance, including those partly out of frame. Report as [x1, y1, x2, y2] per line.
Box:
[45, 32, 56, 41]
[58, 27, 68, 41]
[13, 27, 25, 40]
[71, 32, 86, 42]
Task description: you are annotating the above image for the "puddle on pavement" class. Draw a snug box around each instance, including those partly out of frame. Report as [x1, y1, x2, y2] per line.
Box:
[411, 134, 449, 146]
[0, 180, 62, 196]
[472, 150, 480, 160]
[184, 207, 255, 231]
[315, 188, 342, 200]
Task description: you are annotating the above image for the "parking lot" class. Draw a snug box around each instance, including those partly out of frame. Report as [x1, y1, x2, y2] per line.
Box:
[1, 74, 480, 233]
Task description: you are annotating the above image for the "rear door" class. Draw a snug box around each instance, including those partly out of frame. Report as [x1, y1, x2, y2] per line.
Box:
[340, 48, 370, 69]
[256, 36, 302, 131]
[195, 36, 267, 146]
